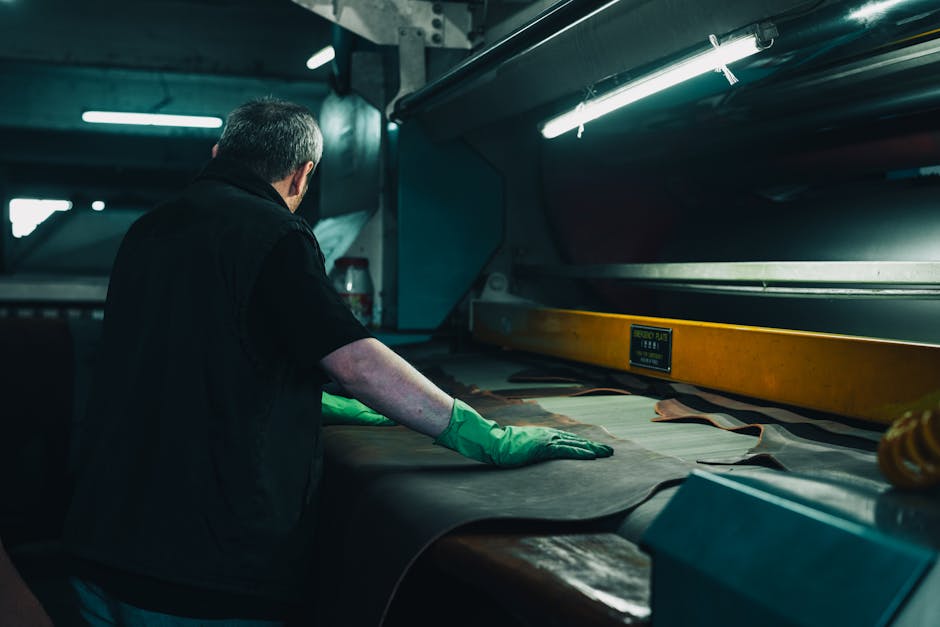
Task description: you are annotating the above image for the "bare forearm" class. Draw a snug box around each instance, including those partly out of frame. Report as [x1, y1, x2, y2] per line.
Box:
[320, 338, 453, 438]
[319, 338, 615, 467]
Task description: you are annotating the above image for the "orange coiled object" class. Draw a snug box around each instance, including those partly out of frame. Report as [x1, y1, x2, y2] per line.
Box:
[878, 405, 940, 490]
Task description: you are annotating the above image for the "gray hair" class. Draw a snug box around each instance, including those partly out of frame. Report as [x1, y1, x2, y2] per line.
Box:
[216, 98, 323, 183]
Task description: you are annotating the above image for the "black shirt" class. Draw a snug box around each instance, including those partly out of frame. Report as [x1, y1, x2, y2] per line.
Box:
[64, 158, 370, 619]
[249, 230, 371, 375]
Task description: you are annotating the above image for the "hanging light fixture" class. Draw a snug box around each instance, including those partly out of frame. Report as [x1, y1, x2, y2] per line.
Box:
[82, 111, 223, 128]
[540, 29, 773, 139]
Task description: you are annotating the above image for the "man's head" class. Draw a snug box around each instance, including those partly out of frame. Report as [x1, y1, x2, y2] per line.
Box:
[214, 98, 323, 213]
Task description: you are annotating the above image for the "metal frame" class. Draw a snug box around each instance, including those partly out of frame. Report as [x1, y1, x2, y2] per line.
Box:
[292, 0, 474, 114]
[0, 276, 109, 303]
[471, 301, 940, 424]
[293, 0, 473, 49]
[388, 26, 429, 118]
[391, 0, 614, 120]
[515, 261, 940, 298]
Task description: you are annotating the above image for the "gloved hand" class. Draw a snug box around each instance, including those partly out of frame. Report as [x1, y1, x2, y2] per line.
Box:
[434, 399, 614, 467]
[321, 391, 396, 426]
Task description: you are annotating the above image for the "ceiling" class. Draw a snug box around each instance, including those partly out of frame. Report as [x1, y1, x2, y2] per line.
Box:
[0, 0, 340, 209]
[0, 0, 340, 272]
[412, 0, 940, 142]
[0, 0, 335, 157]
[4, 1, 940, 224]
[1, 0, 939, 284]
[0, 0, 334, 79]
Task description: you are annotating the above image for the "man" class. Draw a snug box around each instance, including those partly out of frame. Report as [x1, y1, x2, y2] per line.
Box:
[63, 98, 612, 625]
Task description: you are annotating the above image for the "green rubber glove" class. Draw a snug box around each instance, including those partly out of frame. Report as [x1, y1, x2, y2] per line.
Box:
[321, 391, 396, 426]
[434, 399, 614, 467]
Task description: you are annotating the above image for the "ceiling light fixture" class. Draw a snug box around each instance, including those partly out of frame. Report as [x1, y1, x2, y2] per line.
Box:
[539, 31, 771, 139]
[9, 198, 73, 238]
[82, 111, 223, 128]
[306, 46, 336, 70]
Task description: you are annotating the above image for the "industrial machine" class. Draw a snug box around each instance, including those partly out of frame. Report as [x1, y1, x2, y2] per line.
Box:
[1, 0, 939, 625]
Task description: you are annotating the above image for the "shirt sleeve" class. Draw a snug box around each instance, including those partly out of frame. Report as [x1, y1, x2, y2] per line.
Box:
[249, 230, 371, 369]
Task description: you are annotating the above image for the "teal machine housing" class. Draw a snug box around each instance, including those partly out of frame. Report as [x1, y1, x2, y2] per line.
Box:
[642, 471, 937, 627]
[395, 123, 503, 331]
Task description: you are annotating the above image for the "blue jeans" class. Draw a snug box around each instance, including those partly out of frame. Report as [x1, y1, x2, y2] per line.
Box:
[69, 577, 286, 627]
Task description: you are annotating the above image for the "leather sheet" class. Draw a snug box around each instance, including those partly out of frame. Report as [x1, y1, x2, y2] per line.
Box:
[666, 382, 883, 443]
[505, 359, 886, 483]
[488, 386, 633, 399]
[314, 388, 692, 627]
[314, 351, 893, 625]
[507, 365, 652, 392]
[654, 398, 886, 485]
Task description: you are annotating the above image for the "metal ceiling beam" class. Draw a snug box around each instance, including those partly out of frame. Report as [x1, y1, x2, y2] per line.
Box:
[292, 0, 474, 49]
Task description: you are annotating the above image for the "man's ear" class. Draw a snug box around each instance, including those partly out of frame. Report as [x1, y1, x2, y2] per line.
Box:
[211, 144, 219, 158]
[289, 161, 315, 196]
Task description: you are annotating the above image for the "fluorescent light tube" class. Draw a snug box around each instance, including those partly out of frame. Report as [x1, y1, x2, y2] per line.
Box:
[82, 111, 223, 128]
[540, 34, 766, 139]
[9, 198, 72, 238]
[306, 46, 335, 70]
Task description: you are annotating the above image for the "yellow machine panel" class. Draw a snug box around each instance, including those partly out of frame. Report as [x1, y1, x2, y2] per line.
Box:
[472, 302, 940, 425]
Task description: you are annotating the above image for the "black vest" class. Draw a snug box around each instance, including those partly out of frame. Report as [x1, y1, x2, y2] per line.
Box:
[64, 158, 323, 601]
